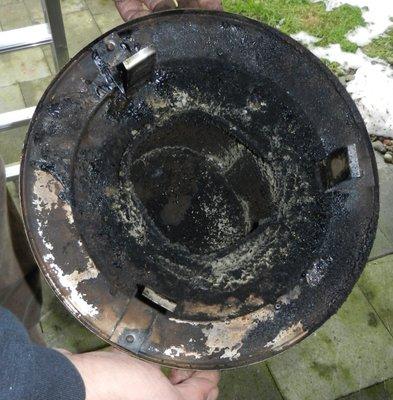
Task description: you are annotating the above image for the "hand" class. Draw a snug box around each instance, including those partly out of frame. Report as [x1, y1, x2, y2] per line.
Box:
[60, 348, 220, 400]
[115, 0, 223, 21]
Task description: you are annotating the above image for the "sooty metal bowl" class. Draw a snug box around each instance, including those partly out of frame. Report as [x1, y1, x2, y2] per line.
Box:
[20, 10, 379, 369]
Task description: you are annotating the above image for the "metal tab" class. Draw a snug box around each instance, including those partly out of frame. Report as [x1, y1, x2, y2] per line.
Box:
[118, 46, 156, 91]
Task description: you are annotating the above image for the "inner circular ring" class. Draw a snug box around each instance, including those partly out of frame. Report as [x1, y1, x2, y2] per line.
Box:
[120, 112, 276, 255]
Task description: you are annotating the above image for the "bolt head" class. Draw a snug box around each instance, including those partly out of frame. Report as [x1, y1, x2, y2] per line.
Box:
[106, 40, 116, 51]
[126, 334, 135, 343]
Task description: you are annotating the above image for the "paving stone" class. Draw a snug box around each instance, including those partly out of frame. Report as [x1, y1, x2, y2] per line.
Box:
[0, 84, 25, 113]
[341, 378, 393, 400]
[0, 2, 31, 30]
[369, 228, 393, 261]
[63, 9, 101, 56]
[0, 125, 28, 164]
[0, 47, 51, 86]
[374, 153, 393, 255]
[367, 152, 393, 260]
[219, 363, 283, 400]
[42, 45, 57, 75]
[19, 76, 54, 107]
[24, 0, 87, 24]
[40, 278, 107, 353]
[86, 0, 117, 16]
[0, 0, 23, 6]
[0, 87, 25, 160]
[94, 10, 124, 34]
[358, 255, 393, 335]
[267, 286, 393, 400]
[60, 0, 87, 14]
[23, 0, 44, 24]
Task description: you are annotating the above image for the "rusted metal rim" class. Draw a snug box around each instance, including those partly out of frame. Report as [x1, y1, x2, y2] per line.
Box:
[21, 10, 378, 369]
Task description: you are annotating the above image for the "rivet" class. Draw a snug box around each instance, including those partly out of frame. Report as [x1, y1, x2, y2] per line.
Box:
[126, 334, 135, 344]
[106, 40, 116, 51]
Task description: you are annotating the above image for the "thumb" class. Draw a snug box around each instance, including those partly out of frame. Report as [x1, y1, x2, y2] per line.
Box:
[115, 0, 151, 21]
[144, 0, 178, 11]
[54, 348, 73, 356]
[175, 371, 220, 400]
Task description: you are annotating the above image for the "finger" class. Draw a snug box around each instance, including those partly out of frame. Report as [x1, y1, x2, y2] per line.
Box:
[206, 387, 219, 400]
[177, 0, 222, 9]
[191, 370, 220, 386]
[176, 0, 200, 8]
[197, 0, 223, 10]
[169, 369, 194, 384]
[175, 375, 218, 400]
[109, 347, 162, 371]
[144, 0, 178, 11]
[108, 346, 125, 354]
[115, 0, 151, 21]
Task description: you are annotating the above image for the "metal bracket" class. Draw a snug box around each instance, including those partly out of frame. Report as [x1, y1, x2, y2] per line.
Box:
[117, 328, 152, 354]
[118, 46, 157, 92]
[318, 144, 361, 190]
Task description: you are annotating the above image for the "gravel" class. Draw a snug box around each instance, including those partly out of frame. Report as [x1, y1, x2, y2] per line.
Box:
[372, 140, 387, 154]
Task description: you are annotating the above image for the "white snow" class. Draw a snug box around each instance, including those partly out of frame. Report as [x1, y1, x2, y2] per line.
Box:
[292, 33, 393, 138]
[311, 43, 368, 68]
[314, 0, 393, 46]
[346, 62, 393, 137]
[291, 31, 319, 46]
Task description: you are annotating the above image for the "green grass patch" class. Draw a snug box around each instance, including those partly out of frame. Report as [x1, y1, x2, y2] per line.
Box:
[363, 29, 393, 65]
[222, 0, 364, 52]
[320, 58, 346, 76]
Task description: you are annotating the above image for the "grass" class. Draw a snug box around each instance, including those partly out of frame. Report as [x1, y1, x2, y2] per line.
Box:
[363, 29, 393, 65]
[320, 58, 346, 76]
[222, 0, 365, 52]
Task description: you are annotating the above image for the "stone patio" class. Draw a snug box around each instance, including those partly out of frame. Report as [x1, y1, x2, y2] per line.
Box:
[0, 1, 392, 399]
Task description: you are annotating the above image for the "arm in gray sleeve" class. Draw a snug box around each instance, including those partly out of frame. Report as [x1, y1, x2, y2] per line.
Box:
[0, 307, 85, 400]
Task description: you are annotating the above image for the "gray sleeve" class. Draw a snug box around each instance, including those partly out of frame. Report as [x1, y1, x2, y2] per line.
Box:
[0, 307, 86, 400]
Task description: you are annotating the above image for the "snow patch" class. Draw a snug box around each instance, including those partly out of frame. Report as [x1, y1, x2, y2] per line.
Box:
[291, 31, 319, 46]
[347, 62, 393, 137]
[314, 0, 393, 46]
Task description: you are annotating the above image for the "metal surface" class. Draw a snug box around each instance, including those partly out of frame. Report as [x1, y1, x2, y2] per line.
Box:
[122, 46, 156, 71]
[20, 10, 379, 369]
[0, 24, 52, 54]
[42, 0, 69, 71]
[120, 45, 157, 91]
[0, 107, 36, 132]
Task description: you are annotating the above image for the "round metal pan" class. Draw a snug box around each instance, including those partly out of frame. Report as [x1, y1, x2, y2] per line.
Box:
[20, 10, 378, 369]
